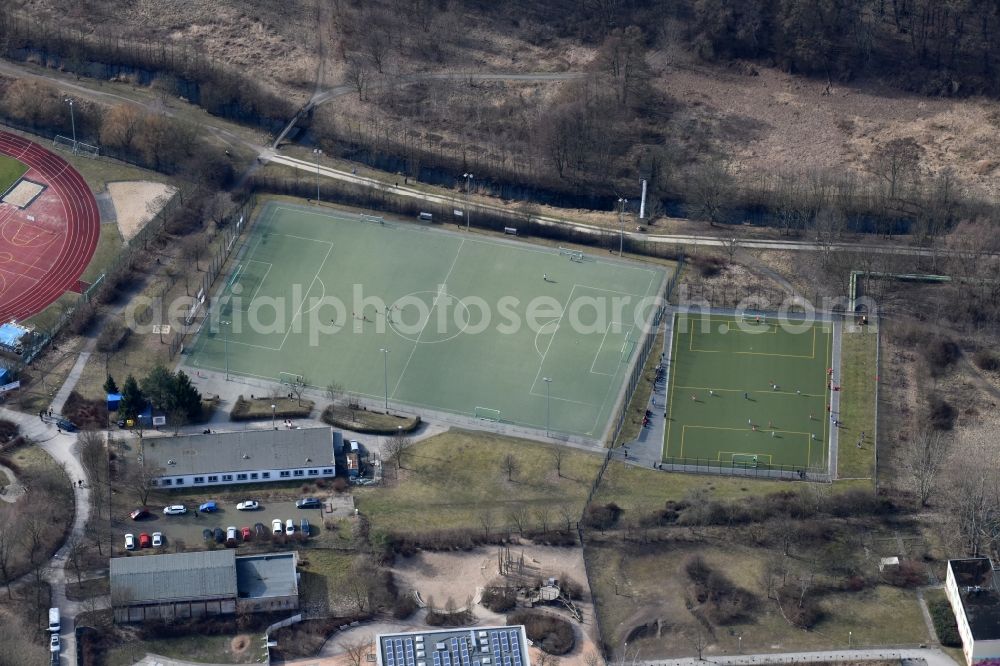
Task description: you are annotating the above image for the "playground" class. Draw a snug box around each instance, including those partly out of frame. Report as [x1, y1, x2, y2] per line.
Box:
[187, 203, 668, 438]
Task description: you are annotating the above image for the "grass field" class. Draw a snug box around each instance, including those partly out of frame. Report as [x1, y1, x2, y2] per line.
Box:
[836, 327, 878, 480]
[187, 202, 668, 437]
[0, 154, 28, 196]
[664, 312, 834, 472]
[354, 429, 603, 533]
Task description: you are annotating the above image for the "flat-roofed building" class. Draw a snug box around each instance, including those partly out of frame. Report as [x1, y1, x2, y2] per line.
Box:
[143, 427, 336, 488]
[946, 557, 1000, 665]
[376, 626, 531, 666]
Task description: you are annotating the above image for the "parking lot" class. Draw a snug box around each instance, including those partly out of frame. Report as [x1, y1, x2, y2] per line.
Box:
[113, 497, 326, 555]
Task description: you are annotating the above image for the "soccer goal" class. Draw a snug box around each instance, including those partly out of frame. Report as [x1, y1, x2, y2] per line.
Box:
[279, 371, 304, 386]
[740, 313, 767, 325]
[620, 336, 635, 362]
[732, 453, 759, 469]
[53, 136, 100, 158]
[558, 247, 584, 262]
[474, 406, 501, 422]
[360, 214, 385, 226]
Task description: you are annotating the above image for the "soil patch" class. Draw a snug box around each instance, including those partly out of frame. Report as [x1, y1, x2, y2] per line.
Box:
[107, 181, 177, 241]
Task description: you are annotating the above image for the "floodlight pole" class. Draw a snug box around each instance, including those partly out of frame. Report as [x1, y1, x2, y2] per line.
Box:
[313, 148, 322, 204]
[543, 377, 552, 436]
[220, 320, 231, 381]
[64, 98, 77, 153]
[380, 348, 390, 409]
[271, 404, 276, 430]
[463, 173, 473, 231]
[618, 198, 628, 256]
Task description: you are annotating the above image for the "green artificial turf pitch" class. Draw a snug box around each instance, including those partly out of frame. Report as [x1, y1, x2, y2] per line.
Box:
[187, 202, 669, 438]
[663, 312, 833, 471]
[0, 154, 28, 196]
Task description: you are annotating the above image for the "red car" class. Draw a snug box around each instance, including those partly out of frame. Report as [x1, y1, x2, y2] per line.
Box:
[129, 508, 151, 521]
[139, 533, 151, 549]
[241, 526, 252, 541]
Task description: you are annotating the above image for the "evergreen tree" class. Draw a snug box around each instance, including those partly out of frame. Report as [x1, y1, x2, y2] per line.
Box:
[141, 365, 176, 413]
[118, 375, 145, 420]
[103, 375, 119, 395]
[172, 370, 203, 420]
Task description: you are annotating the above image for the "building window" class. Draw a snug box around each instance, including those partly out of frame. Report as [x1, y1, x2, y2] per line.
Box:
[262, 472, 271, 479]
[250, 473, 259, 480]
[208, 475, 218, 482]
[175, 478, 184, 485]
[279, 471, 290, 478]
[222, 474, 233, 482]
[194, 477, 205, 484]
[322, 468, 333, 475]
[293, 470, 304, 477]
[161, 479, 172, 486]
[151, 480, 158, 486]
[308, 469, 319, 476]
[236, 473, 248, 481]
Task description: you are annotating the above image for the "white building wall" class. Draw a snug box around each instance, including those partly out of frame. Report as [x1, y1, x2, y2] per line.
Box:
[154, 466, 335, 488]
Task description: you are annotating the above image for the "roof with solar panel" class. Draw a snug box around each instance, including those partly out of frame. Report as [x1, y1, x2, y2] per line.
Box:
[377, 626, 530, 666]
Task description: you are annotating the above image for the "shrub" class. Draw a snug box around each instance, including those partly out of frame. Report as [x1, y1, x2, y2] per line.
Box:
[775, 584, 823, 629]
[927, 395, 957, 431]
[683, 555, 757, 624]
[507, 611, 574, 655]
[481, 585, 518, 613]
[392, 593, 418, 619]
[582, 502, 622, 530]
[882, 560, 927, 588]
[928, 596, 962, 647]
[96, 319, 130, 353]
[332, 477, 349, 493]
[974, 350, 1000, 372]
[923, 337, 961, 375]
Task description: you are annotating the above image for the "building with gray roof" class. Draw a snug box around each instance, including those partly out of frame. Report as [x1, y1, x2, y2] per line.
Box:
[111, 550, 299, 623]
[946, 557, 1000, 666]
[143, 426, 336, 489]
[236, 552, 300, 613]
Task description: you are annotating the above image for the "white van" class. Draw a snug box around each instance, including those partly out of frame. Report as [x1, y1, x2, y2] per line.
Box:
[48, 607, 60, 632]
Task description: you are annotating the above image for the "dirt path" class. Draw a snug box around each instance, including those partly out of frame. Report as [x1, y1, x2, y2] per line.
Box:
[0, 462, 25, 503]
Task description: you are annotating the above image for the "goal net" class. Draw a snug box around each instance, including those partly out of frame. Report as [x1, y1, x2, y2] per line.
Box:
[474, 406, 501, 422]
[558, 247, 584, 262]
[732, 453, 759, 469]
[279, 372, 304, 386]
[361, 214, 385, 226]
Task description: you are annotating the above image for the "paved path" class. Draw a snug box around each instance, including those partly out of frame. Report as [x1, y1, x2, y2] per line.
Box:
[0, 406, 93, 665]
[641, 647, 959, 666]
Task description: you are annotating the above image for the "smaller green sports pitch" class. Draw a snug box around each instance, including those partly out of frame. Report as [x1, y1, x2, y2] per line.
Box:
[0, 154, 28, 196]
[187, 203, 669, 438]
[663, 311, 835, 473]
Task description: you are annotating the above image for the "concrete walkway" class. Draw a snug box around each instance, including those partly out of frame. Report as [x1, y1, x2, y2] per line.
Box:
[640, 647, 959, 666]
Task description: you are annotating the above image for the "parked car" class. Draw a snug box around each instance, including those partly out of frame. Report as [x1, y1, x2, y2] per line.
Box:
[295, 497, 321, 509]
[50, 634, 60, 653]
[129, 508, 150, 521]
[199, 501, 218, 513]
[285, 519, 295, 536]
[151, 532, 163, 548]
[163, 505, 187, 516]
[226, 526, 238, 546]
[300, 518, 310, 536]
[241, 526, 252, 541]
[236, 500, 260, 511]
[56, 419, 76, 432]
[213, 528, 225, 543]
[271, 519, 283, 535]
[139, 533, 151, 549]
[202, 529, 213, 541]
[254, 523, 268, 539]
[124, 533, 136, 551]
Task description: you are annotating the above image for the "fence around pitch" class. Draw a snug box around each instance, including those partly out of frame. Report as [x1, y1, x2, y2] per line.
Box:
[167, 192, 257, 360]
[659, 456, 830, 482]
[607, 255, 685, 444]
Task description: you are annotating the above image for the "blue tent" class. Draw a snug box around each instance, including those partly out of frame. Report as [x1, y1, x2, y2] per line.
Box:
[106, 393, 122, 412]
[0, 368, 11, 385]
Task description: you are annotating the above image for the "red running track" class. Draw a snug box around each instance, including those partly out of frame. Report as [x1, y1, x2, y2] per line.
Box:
[0, 131, 99, 322]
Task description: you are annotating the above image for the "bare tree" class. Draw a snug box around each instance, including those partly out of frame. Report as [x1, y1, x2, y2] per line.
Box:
[479, 509, 495, 538]
[341, 639, 372, 666]
[506, 506, 530, 534]
[0, 509, 21, 597]
[502, 453, 518, 482]
[290, 375, 309, 406]
[905, 429, 950, 506]
[685, 625, 709, 661]
[534, 505, 552, 534]
[345, 56, 373, 101]
[383, 433, 413, 471]
[67, 541, 86, 586]
[181, 235, 207, 271]
[121, 459, 164, 506]
[945, 425, 1000, 556]
[326, 380, 344, 405]
[552, 447, 565, 478]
